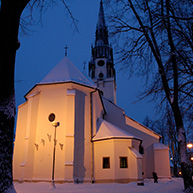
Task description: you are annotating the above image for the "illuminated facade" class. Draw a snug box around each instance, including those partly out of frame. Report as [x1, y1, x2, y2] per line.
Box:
[13, 0, 170, 183]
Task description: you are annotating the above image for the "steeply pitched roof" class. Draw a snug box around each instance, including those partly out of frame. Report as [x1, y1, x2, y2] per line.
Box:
[95, 0, 109, 47]
[97, 0, 106, 30]
[93, 118, 142, 141]
[38, 56, 96, 88]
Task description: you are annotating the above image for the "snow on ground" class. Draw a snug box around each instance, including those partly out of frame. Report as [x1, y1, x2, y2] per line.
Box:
[14, 178, 184, 193]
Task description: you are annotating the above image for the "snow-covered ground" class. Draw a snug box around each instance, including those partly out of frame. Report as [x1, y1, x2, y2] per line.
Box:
[14, 178, 184, 193]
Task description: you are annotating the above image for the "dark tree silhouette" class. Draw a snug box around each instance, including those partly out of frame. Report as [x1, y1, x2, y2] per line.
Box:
[0, 0, 76, 192]
[107, 0, 193, 190]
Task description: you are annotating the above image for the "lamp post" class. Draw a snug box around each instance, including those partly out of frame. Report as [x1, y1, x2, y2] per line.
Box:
[51, 121, 60, 188]
[187, 143, 193, 169]
[187, 143, 193, 149]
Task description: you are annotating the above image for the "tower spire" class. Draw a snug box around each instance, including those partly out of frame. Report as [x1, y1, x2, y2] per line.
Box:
[95, 0, 108, 46]
[88, 0, 116, 104]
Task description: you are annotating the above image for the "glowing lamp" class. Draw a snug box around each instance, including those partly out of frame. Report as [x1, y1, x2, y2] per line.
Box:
[52, 121, 60, 127]
[187, 143, 193, 148]
[191, 157, 193, 161]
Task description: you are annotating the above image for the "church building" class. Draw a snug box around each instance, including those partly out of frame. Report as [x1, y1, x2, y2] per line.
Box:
[13, 0, 171, 183]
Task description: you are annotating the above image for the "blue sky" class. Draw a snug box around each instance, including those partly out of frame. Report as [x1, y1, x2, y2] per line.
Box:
[15, 0, 155, 123]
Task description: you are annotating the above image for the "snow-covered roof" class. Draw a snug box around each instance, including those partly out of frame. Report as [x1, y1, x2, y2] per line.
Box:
[38, 56, 96, 88]
[93, 118, 142, 141]
[153, 143, 169, 150]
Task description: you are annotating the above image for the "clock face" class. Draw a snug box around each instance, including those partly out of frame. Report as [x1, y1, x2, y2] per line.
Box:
[97, 60, 105, 67]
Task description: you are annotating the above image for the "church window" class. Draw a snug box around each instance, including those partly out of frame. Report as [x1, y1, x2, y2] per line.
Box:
[99, 72, 104, 79]
[97, 60, 105, 67]
[103, 157, 110, 169]
[120, 157, 128, 168]
[48, 113, 55, 122]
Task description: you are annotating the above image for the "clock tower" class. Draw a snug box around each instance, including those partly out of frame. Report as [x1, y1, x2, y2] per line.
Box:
[89, 0, 116, 103]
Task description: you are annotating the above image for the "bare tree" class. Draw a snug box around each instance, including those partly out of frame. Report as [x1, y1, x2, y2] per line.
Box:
[107, 0, 193, 190]
[0, 1, 76, 192]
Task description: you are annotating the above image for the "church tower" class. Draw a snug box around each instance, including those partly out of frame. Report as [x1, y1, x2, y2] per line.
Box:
[89, 0, 116, 103]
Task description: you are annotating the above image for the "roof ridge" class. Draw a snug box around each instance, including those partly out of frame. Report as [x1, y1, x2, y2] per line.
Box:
[39, 56, 96, 88]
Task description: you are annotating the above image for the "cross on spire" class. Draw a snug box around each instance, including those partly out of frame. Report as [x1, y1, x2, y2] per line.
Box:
[64, 45, 68, 56]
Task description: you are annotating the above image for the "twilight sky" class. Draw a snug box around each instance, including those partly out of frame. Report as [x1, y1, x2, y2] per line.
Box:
[15, 0, 155, 124]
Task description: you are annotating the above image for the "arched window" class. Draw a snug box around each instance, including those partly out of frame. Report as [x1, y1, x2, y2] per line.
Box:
[99, 72, 104, 79]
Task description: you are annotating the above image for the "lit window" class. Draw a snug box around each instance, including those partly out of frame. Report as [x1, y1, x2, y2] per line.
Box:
[103, 157, 110, 169]
[120, 157, 128, 168]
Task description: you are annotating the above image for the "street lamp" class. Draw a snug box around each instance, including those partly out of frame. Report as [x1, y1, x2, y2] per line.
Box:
[48, 113, 60, 188]
[187, 143, 193, 149]
[51, 121, 60, 188]
[187, 143, 193, 167]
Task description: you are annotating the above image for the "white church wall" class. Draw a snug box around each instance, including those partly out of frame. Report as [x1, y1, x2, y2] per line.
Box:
[127, 129, 157, 178]
[73, 89, 89, 182]
[13, 91, 40, 181]
[13, 102, 28, 181]
[64, 88, 75, 181]
[32, 84, 67, 181]
[93, 140, 115, 182]
[102, 80, 116, 103]
[153, 145, 171, 178]
[94, 79, 116, 104]
[14, 81, 97, 182]
[113, 139, 132, 182]
[92, 91, 105, 136]
[74, 86, 95, 182]
[128, 147, 143, 180]
[93, 138, 142, 183]
[101, 98, 168, 178]
[145, 145, 156, 178]
[68, 84, 95, 182]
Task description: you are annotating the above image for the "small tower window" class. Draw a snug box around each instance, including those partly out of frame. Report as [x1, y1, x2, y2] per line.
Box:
[97, 60, 105, 67]
[99, 72, 104, 79]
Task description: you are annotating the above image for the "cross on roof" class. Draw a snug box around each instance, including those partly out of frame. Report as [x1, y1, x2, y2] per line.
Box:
[64, 45, 68, 56]
[83, 60, 87, 70]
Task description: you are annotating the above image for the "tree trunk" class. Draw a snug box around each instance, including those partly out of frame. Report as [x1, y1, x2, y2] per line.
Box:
[0, 1, 22, 192]
[172, 104, 193, 189]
